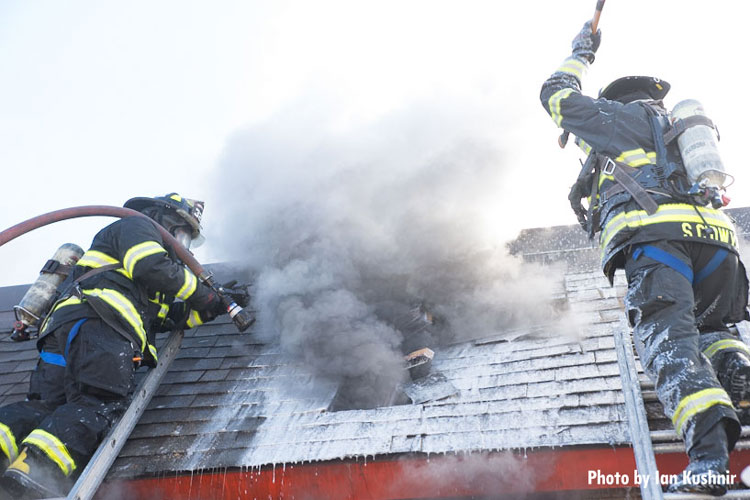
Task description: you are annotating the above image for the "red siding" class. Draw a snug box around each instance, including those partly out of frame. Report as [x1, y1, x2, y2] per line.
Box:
[98, 447, 750, 499]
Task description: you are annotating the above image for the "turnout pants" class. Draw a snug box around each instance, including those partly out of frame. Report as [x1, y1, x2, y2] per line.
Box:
[0, 317, 135, 481]
[624, 239, 747, 454]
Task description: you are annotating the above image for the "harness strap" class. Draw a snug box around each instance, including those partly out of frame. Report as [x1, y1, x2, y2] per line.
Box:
[632, 245, 729, 286]
[632, 245, 693, 283]
[606, 158, 660, 215]
[694, 249, 729, 285]
[664, 115, 716, 145]
[39, 318, 88, 367]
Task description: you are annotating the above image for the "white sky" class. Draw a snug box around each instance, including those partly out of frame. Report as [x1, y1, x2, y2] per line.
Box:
[1, 0, 748, 286]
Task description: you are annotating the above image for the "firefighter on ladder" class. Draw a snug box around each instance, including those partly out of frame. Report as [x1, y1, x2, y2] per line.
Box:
[541, 21, 750, 495]
[0, 193, 247, 498]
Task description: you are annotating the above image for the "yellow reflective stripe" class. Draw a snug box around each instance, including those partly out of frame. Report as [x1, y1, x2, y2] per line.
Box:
[555, 56, 588, 80]
[614, 148, 657, 167]
[576, 138, 592, 155]
[175, 268, 198, 300]
[23, 429, 76, 476]
[148, 344, 158, 363]
[703, 339, 750, 359]
[77, 250, 119, 268]
[186, 310, 203, 328]
[0, 422, 18, 462]
[672, 388, 733, 436]
[81, 288, 147, 351]
[123, 241, 165, 278]
[52, 296, 83, 311]
[600, 204, 737, 254]
[548, 88, 574, 127]
[158, 303, 169, 320]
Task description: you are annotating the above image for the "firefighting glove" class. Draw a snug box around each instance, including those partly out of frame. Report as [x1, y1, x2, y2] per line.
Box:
[568, 179, 589, 229]
[571, 20, 601, 63]
[218, 280, 251, 308]
[188, 283, 226, 318]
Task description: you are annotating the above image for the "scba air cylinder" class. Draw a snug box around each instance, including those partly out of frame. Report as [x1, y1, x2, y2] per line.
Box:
[14, 243, 84, 330]
[671, 99, 727, 188]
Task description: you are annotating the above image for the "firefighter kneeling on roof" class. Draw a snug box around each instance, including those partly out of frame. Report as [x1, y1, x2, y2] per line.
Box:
[541, 20, 750, 496]
[0, 194, 243, 498]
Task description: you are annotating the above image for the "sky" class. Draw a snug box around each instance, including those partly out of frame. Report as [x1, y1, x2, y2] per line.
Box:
[1, 0, 748, 287]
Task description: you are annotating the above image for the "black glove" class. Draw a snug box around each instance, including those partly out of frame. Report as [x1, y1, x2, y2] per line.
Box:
[218, 280, 251, 308]
[571, 20, 601, 63]
[188, 284, 226, 318]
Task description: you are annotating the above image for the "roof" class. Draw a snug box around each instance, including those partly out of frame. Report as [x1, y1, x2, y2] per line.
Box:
[2, 207, 750, 497]
[108, 269, 630, 478]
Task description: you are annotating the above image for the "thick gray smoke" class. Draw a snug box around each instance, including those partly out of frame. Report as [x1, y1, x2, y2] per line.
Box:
[211, 95, 568, 408]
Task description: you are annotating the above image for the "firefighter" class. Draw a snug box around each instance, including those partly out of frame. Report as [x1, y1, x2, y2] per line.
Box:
[0, 193, 243, 498]
[541, 21, 750, 495]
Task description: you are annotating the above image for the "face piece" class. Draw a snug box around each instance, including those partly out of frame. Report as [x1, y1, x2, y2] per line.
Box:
[172, 226, 193, 250]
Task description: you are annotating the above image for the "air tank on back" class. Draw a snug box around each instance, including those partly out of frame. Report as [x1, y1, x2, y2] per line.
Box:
[671, 99, 727, 189]
[11, 243, 84, 341]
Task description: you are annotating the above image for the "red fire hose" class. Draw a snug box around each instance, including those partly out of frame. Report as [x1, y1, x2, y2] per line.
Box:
[0, 205, 254, 332]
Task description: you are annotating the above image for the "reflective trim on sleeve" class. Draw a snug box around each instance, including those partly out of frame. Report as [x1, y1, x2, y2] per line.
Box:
[175, 268, 198, 300]
[123, 241, 166, 278]
[555, 56, 588, 80]
[186, 310, 204, 328]
[0, 422, 18, 462]
[77, 250, 129, 279]
[548, 88, 575, 127]
[22, 429, 76, 476]
[600, 204, 738, 255]
[703, 339, 750, 360]
[672, 388, 733, 436]
[575, 137, 592, 155]
[77, 250, 119, 268]
[81, 288, 147, 351]
[148, 344, 158, 363]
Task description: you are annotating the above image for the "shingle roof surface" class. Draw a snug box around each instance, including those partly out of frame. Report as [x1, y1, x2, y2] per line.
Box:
[1, 207, 748, 480]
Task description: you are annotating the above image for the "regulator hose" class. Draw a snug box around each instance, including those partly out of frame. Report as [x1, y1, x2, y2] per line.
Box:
[0, 205, 255, 332]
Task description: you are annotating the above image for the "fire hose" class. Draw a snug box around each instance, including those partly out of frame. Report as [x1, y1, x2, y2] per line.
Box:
[0, 205, 255, 333]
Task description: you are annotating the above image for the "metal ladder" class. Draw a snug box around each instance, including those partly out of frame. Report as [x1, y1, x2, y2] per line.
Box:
[41, 329, 184, 500]
[614, 318, 750, 499]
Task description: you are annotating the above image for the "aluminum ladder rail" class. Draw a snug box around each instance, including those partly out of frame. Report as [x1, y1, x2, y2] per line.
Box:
[617, 318, 750, 499]
[42, 329, 185, 500]
[613, 317, 664, 500]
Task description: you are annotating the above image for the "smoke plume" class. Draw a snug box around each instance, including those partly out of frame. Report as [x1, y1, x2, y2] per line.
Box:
[211, 94, 568, 408]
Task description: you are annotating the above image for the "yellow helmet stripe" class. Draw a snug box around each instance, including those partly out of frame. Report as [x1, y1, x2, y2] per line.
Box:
[123, 241, 166, 278]
[548, 88, 575, 127]
[22, 429, 76, 476]
[0, 422, 18, 462]
[81, 288, 147, 351]
[703, 339, 750, 359]
[672, 388, 733, 436]
[175, 268, 198, 301]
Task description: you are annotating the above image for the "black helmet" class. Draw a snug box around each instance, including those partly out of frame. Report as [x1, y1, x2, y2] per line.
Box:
[124, 193, 204, 241]
[599, 76, 670, 103]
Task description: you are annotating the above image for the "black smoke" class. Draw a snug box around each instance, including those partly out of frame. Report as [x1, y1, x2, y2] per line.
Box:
[210, 95, 568, 409]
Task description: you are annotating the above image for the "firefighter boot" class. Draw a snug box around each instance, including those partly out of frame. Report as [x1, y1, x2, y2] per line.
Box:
[667, 421, 731, 496]
[1, 446, 72, 499]
[716, 351, 750, 424]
